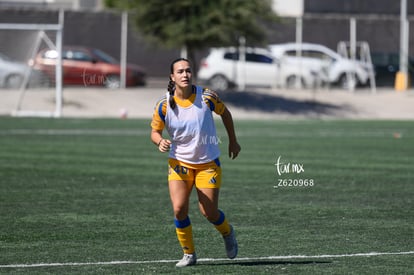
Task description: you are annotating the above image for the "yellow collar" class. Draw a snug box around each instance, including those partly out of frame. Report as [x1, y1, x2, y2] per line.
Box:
[173, 90, 196, 108]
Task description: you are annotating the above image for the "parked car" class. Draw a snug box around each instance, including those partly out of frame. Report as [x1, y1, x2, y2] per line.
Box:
[0, 53, 27, 89]
[30, 46, 146, 88]
[371, 52, 414, 86]
[269, 43, 373, 89]
[197, 47, 325, 91]
[0, 53, 44, 89]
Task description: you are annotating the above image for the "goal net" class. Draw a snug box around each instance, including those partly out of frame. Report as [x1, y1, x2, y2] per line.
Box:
[0, 12, 63, 117]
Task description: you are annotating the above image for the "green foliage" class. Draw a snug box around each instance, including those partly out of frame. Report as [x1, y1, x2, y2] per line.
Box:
[105, 0, 278, 64]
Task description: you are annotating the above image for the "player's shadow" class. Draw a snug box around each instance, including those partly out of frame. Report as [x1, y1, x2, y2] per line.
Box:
[219, 89, 351, 116]
[200, 259, 332, 266]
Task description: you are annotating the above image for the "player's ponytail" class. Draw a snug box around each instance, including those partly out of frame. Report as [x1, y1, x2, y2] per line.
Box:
[168, 78, 176, 109]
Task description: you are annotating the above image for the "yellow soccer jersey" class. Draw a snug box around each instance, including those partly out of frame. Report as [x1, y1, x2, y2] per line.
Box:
[151, 86, 226, 131]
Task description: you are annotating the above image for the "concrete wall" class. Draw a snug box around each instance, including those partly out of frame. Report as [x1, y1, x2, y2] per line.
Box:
[305, 0, 414, 14]
[0, 7, 412, 77]
[0, 8, 179, 78]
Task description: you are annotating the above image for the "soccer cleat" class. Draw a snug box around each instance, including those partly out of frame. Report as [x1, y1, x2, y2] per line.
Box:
[223, 225, 238, 259]
[175, 253, 197, 267]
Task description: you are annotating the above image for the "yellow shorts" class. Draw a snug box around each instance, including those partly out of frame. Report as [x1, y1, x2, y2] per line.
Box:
[168, 158, 222, 189]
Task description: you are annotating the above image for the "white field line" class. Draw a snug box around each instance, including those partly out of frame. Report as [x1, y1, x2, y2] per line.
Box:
[0, 128, 405, 138]
[0, 129, 148, 136]
[1, 251, 413, 268]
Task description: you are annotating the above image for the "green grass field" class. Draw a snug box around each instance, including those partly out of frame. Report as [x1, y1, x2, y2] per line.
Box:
[0, 117, 413, 274]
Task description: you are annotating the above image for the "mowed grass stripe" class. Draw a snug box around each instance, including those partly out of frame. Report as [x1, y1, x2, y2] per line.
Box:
[0, 118, 413, 274]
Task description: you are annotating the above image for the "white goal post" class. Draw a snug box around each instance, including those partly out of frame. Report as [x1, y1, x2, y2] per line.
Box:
[0, 10, 64, 117]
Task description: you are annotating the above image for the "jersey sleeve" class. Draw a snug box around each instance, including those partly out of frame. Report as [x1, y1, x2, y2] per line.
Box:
[150, 96, 167, 131]
[202, 88, 226, 115]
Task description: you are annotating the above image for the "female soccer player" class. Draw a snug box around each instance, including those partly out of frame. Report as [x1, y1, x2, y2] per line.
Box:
[150, 58, 241, 267]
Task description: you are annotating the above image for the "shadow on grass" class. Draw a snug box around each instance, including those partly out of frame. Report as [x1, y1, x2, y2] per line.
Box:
[200, 259, 332, 266]
[220, 89, 352, 116]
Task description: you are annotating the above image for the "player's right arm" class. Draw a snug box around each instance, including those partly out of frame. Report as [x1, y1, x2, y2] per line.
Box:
[151, 129, 171, 153]
[150, 96, 171, 152]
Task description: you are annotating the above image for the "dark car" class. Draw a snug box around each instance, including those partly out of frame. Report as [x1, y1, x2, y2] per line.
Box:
[31, 46, 146, 88]
[371, 52, 414, 87]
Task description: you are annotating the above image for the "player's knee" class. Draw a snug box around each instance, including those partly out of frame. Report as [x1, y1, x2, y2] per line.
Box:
[173, 206, 188, 220]
[199, 208, 219, 222]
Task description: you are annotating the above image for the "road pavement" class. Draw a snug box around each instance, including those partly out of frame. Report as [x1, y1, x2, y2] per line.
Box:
[1, 81, 414, 120]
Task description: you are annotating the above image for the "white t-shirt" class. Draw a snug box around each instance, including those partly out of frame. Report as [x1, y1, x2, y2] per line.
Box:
[165, 86, 220, 164]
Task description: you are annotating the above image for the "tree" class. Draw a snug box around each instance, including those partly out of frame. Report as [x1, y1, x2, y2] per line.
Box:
[105, 0, 278, 69]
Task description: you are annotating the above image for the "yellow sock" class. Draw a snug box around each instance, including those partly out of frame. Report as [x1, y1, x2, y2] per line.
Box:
[212, 210, 231, 236]
[175, 217, 195, 254]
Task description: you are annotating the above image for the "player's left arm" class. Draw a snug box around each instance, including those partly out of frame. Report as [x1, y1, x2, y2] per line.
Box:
[203, 88, 241, 159]
[220, 107, 241, 160]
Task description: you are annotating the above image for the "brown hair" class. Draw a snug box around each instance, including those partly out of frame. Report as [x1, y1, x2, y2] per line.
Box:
[168, 58, 191, 109]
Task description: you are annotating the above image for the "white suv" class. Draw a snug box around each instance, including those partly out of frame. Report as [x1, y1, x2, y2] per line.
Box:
[269, 43, 372, 89]
[197, 47, 325, 91]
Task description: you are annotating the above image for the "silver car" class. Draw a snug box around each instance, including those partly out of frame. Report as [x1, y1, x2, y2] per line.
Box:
[0, 53, 45, 89]
[197, 47, 327, 91]
[0, 53, 29, 89]
[269, 43, 373, 89]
